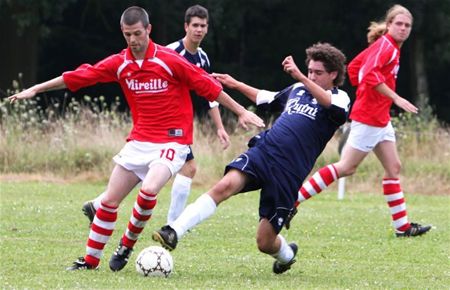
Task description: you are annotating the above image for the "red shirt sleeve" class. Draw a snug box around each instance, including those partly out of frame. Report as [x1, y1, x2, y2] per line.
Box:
[352, 39, 395, 89]
[62, 55, 118, 92]
[165, 50, 223, 101]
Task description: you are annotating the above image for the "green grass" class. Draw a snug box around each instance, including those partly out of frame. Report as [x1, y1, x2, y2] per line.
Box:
[1, 181, 449, 289]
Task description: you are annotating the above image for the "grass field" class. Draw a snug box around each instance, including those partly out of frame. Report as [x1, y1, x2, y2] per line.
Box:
[1, 181, 449, 289]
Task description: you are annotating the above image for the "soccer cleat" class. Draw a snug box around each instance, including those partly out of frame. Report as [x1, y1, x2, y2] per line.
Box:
[273, 243, 298, 274]
[82, 201, 96, 226]
[396, 222, 431, 237]
[109, 240, 133, 271]
[284, 207, 298, 230]
[152, 225, 178, 251]
[66, 257, 98, 271]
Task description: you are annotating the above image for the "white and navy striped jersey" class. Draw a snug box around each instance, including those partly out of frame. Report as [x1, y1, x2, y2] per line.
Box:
[166, 39, 218, 113]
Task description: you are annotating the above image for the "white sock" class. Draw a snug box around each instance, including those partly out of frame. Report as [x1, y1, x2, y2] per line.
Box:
[271, 235, 294, 264]
[167, 174, 192, 224]
[92, 192, 106, 210]
[170, 193, 217, 239]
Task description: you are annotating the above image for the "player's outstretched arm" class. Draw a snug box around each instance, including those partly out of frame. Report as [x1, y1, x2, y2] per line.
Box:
[375, 83, 418, 113]
[212, 73, 259, 103]
[215, 91, 265, 130]
[8, 76, 67, 103]
[282, 55, 332, 107]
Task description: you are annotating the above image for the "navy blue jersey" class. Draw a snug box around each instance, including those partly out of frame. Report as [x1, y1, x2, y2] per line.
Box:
[225, 83, 349, 232]
[256, 83, 350, 180]
[166, 40, 215, 117]
[166, 40, 211, 72]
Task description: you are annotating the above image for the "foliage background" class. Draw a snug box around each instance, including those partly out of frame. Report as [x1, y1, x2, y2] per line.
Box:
[1, 0, 449, 122]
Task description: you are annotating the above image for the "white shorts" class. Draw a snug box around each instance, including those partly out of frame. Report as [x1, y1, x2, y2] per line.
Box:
[347, 120, 396, 152]
[113, 140, 190, 180]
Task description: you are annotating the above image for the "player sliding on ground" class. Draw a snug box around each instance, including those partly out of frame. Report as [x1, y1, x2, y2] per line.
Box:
[153, 42, 350, 274]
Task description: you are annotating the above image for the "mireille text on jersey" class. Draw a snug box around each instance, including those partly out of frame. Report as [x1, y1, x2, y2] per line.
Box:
[62, 39, 222, 145]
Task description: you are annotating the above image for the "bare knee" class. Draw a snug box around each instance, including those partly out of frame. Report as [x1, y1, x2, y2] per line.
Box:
[256, 221, 278, 255]
[256, 236, 276, 254]
[101, 195, 121, 208]
[335, 163, 358, 177]
[385, 161, 402, 177]
[208, 178, 236, 205]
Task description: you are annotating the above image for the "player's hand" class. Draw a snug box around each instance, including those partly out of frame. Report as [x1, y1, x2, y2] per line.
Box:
[212, 73, 241, 90]
[393, 96, 418, 114]
[8, 87, 37, 103]
[238, 110, 265, 130]
[217, 128, 231, 150]
[282, 56, 306, 82]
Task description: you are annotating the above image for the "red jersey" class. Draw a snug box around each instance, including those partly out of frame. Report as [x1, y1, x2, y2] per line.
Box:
[62, 40, 223, 144]
[348, 34, 400, 127]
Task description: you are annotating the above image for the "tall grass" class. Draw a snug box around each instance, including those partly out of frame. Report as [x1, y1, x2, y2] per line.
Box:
[1, 94, 449, 194]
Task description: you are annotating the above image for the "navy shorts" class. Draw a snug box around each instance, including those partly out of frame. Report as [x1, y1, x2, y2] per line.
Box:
[225, 146, 300, 233]
[186, 146, 194, 162]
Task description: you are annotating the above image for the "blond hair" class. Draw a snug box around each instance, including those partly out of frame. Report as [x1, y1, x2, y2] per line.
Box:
[366, 4, 413, 44]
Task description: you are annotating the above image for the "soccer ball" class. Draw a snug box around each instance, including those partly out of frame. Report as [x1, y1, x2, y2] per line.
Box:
[135, 246, 174, 277]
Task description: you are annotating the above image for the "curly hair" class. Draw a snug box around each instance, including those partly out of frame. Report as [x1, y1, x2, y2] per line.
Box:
[305, 42, 347, 87]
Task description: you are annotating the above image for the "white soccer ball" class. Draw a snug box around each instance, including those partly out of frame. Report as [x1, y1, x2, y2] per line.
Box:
[135, 246, 174, 277]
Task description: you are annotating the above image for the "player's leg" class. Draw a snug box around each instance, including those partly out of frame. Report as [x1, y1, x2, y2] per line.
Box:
[374, 140, 431, 237]
[67, 165, 140, 270]
[296, 121, 377, 207]
[109, 142, 189, 271]
[296, 142, 368, 206]
[109, 163, 172, 271]
[167, 155, 196, 224]
[257, 218, 297, 274]
[153, 169, 249, 250]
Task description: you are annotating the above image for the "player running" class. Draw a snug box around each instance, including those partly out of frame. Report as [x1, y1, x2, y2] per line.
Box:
[82, 4, 230, 228]
[293, 4, 431, 237]
[153, 42, 350, 274]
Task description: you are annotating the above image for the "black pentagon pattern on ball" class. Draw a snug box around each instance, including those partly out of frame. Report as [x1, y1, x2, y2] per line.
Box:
[136, 250, 171, 277]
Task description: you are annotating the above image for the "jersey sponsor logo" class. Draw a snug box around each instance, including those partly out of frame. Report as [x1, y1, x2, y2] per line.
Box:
[125, 78, 169, 94]
[285, 97, 318, 120]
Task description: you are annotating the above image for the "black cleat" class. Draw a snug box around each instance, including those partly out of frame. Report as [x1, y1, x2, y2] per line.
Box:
[396, 222, 431, 237]
[66, 257, 98, 271]
[273, 243, 298, 274]
[152, 225, 178, 251]
[109, 240, 133, 271]
[285, 207, 298, 230]
[82, 201, 96, 226]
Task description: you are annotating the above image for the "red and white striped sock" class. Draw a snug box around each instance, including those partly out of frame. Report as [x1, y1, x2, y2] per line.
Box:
[383, 178, 410, 232]
[85, 202, 118, 267]
[295, 165, 339, 207]
[121, 189, 157, 248]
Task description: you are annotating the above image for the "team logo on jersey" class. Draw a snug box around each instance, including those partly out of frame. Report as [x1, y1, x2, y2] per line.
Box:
[285, 97, 318, 120]
[125, 78, 169, 94]
[278, 217, 284, 226]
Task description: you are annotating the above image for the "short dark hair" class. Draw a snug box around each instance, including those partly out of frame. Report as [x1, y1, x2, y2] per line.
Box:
[185, 4, 208, 24]
[120, 6, 150, 27]
[305, 42, 347, 87]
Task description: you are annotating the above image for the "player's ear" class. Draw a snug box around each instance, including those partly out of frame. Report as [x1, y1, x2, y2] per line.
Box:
[184, 22, 188, 32]
[146, 24, 152, 35]
[330, 71, 338, 81]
